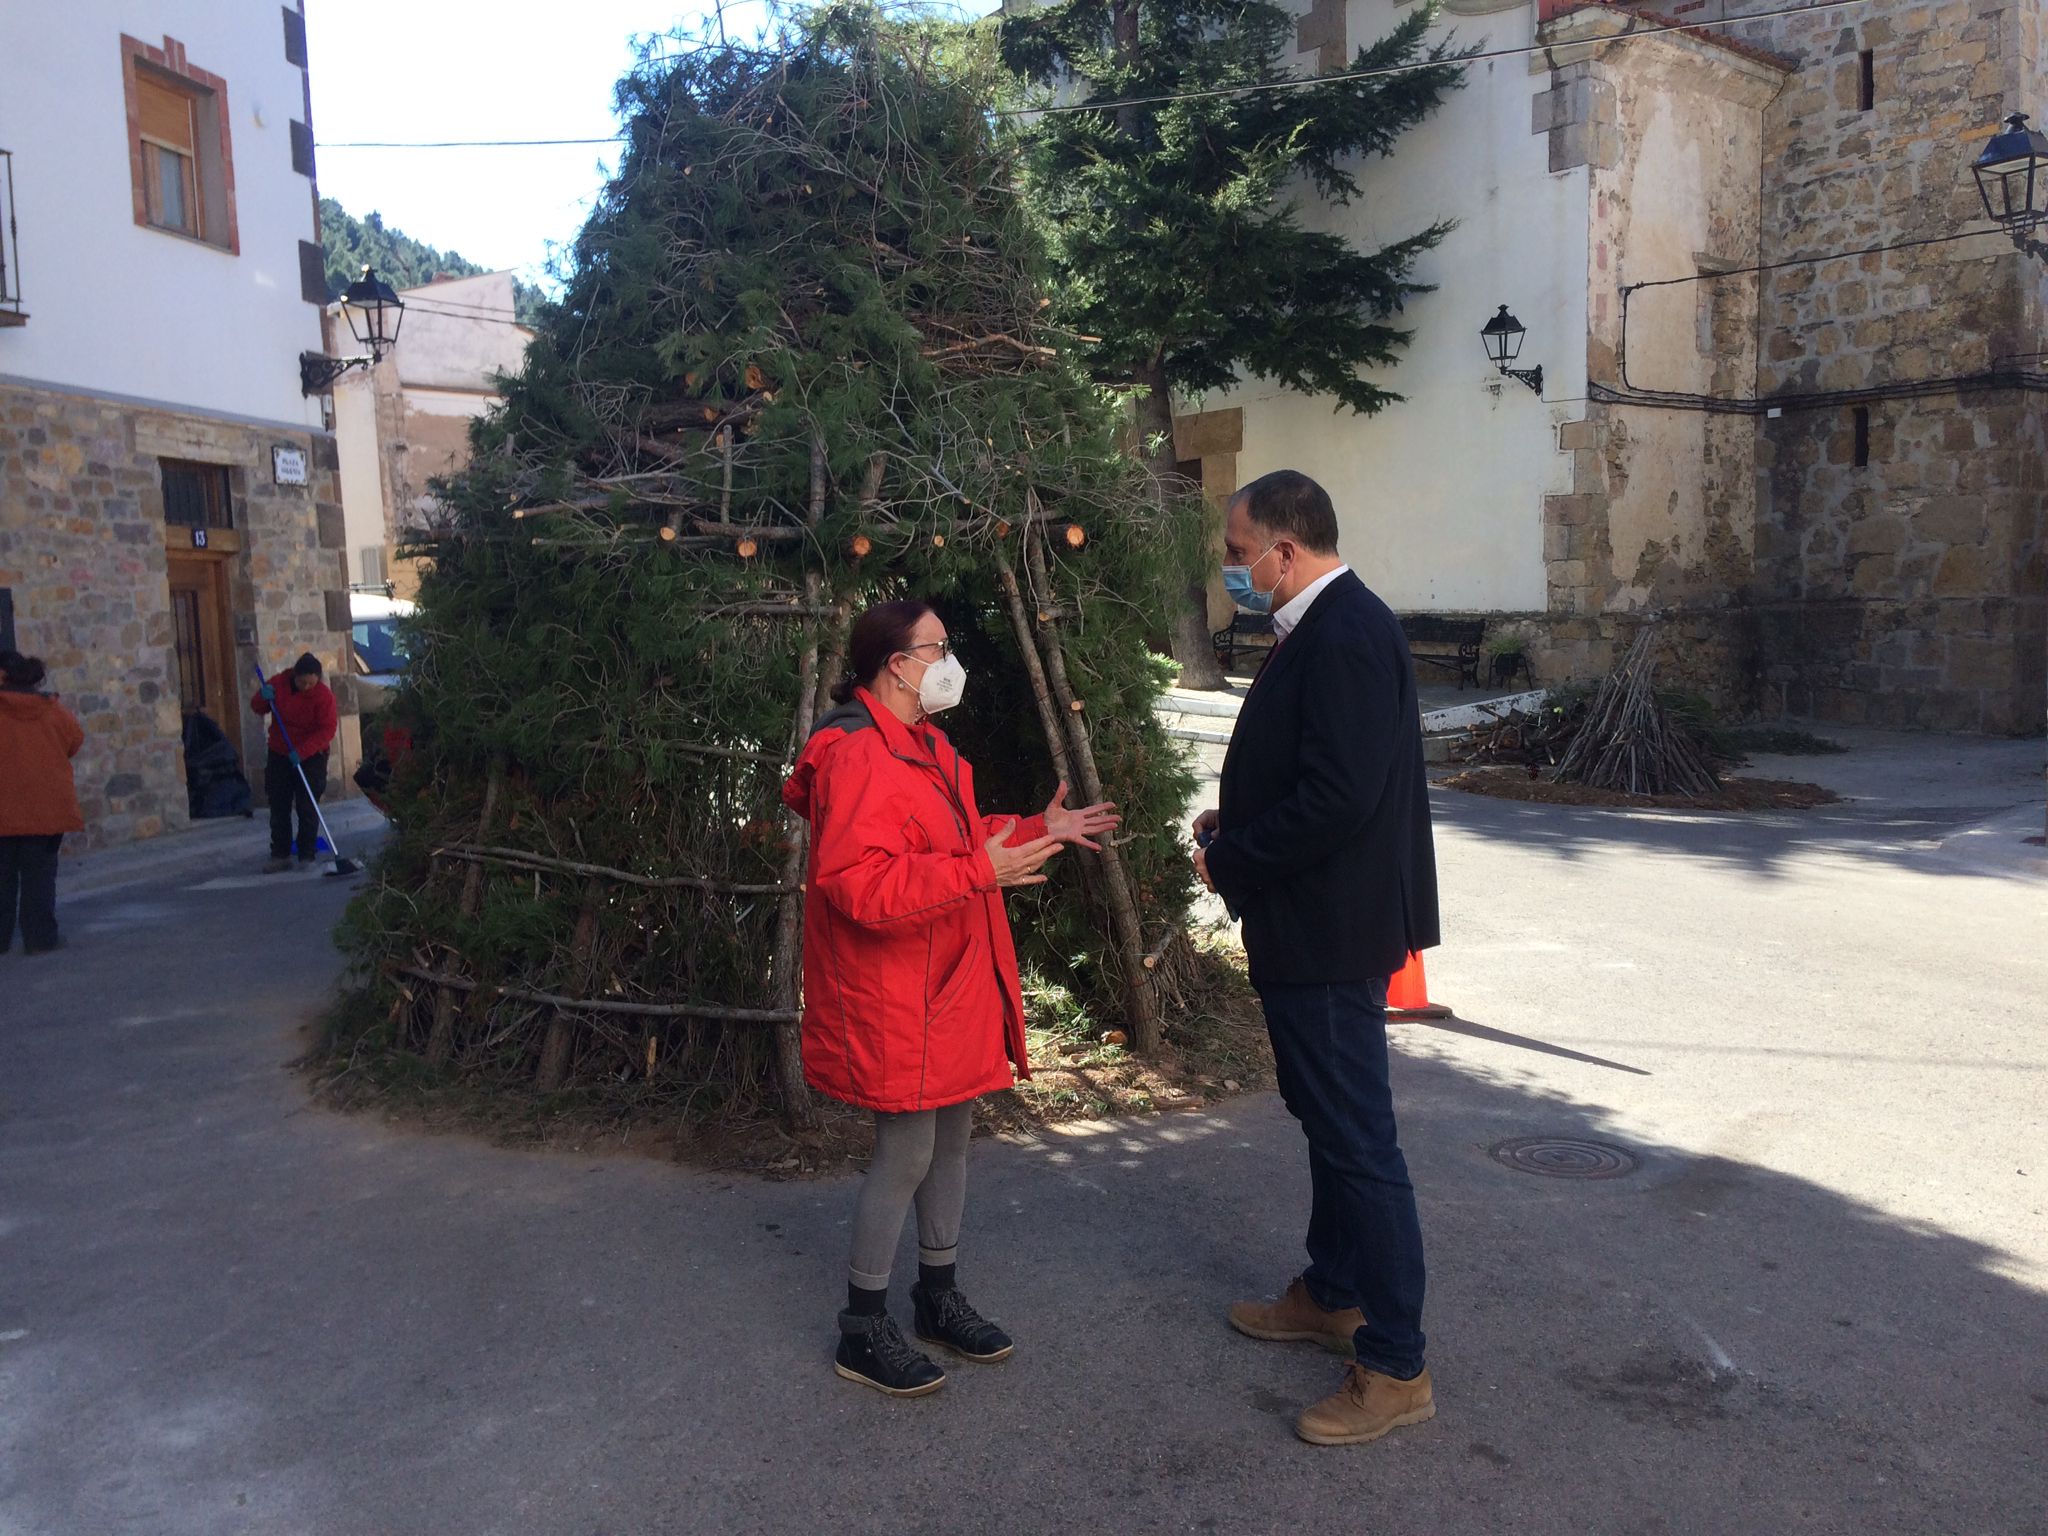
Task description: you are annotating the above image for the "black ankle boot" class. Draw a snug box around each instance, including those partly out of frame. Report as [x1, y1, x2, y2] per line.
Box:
[835, 1310, 946, 1397]
[911, 1283, 1014, 1363]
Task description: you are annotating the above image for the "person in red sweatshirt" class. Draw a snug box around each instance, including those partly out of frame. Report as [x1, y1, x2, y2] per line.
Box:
[0, 650, 85, 954]
[250, 652, 338, 872]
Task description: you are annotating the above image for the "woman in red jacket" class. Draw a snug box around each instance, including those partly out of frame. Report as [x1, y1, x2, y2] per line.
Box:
[783, 599, 1119, 1396]
[0, 651, 86, 955]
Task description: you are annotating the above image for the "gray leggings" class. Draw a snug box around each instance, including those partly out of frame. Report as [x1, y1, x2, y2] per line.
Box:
[847, 1102, 974, 1291]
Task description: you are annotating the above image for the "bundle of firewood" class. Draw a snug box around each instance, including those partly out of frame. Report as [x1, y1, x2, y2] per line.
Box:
[1551, 627, 1720, 797]
[1454, 701, 1580, 769]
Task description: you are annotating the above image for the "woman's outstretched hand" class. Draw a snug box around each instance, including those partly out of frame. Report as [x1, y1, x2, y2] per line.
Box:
[1042, 781, 1121, 852]
[984, 821, 1064, 887]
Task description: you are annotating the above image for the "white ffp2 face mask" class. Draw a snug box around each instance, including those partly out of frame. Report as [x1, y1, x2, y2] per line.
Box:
[910, 652, 968, 715]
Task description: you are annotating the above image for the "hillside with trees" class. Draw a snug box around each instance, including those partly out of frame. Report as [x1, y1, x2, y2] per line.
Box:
[319, 198, 545, 323]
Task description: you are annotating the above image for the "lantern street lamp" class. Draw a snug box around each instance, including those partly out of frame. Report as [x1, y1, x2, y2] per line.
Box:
[1481, 305, 1543, 395]
[1971, 112, 2048, 260]
[300, 265, 408, 395]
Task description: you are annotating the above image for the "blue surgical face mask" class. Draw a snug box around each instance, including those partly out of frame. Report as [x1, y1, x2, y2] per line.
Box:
[1221, 543, 1281, 615]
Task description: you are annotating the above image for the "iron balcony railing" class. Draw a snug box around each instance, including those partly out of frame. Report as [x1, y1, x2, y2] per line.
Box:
[0, 149, 21, 324]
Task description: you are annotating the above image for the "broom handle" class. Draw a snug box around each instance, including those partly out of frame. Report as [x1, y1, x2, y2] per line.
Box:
[253, 662, 346, 857]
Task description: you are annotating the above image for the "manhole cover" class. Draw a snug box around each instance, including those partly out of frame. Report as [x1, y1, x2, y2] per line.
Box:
[1489, 1136, 1639, 1180]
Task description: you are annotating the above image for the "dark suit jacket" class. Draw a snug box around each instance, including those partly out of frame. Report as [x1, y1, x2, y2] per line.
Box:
[1205, 569, 1440, 987]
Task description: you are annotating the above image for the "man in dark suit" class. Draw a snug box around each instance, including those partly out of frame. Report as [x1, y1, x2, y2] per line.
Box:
[1192, 469, 1441, 1447]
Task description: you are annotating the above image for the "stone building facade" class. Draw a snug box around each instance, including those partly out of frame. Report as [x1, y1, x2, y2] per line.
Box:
[0, 384, 350, 846]
[1531, 0, 2046, 731]
[1205, 0, 2044, 734]
[0, 4, 358, 850]
[332, 270, 531, 599]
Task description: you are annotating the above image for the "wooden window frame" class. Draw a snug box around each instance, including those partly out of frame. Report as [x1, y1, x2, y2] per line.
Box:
[138, 77, 201, 238]
[161, 459, 237, 531]
[121, 34, 240, 255]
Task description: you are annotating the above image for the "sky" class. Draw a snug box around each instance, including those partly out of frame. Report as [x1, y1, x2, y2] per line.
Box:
[307, 1, 997, 289]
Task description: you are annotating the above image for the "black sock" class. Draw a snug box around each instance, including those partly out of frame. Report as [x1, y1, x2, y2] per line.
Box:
[918, 1261, 957, 1294]
[847, 1282, 887, 1318]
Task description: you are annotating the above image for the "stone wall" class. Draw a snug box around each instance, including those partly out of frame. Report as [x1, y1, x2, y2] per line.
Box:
[1528, 11, 1783, 709]
[1521, 0, 2047, 733]
[0, 379, 355, 849]
[1730, 0, 2047, 733]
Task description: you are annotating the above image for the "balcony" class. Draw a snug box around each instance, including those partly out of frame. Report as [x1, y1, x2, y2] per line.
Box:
[0, 150, 23, 328]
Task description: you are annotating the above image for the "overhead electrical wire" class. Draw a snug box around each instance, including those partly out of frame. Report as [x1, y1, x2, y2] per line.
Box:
[316, 0, 1868, 149]
[318, 0, 2042, 412]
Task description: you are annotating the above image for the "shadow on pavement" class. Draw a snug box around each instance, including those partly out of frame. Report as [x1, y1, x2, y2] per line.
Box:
[1431, 778, 2045, 884]
[3, 881, 2042, 1536]
[1400, 1013, 1653, 1076]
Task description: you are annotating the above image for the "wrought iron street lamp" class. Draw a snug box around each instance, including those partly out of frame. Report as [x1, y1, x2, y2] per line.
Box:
[300, 265, 407, 394]
[1481, 305, 1543, 395]
[1972, 112, 2048, 259]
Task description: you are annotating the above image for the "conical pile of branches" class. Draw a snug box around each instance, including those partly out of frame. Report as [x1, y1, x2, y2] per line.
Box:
[1551, 627, 1720, 798]
[331, 6, 1208, 1128]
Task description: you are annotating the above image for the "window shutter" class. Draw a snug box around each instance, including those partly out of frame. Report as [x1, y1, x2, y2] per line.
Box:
[299, 240, 329, 305]
[137, 75, 196, 152]
[282, 6, 309, 67]
[291, 120, 316, 178]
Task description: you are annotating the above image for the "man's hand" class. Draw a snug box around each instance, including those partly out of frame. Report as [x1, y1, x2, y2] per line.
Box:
[984, 820, 1064, 888]
[1192, 844, 1214, 892]
[1191, 807, 1219, 842]
[259, 682, 277, 703]
[1043, 780, 1121, 851]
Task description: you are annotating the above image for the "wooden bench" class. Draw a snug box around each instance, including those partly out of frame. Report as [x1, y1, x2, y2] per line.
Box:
[1399, 614, 1486, 690]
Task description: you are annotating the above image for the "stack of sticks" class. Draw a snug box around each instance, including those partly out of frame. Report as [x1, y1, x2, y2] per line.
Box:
[1550, 627, 1720, 797]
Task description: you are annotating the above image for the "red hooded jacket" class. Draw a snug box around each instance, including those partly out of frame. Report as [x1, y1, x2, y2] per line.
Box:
[251, 671, 338, 759]
[0, 689, 85, 836]
[781, 688, 1040, 1114]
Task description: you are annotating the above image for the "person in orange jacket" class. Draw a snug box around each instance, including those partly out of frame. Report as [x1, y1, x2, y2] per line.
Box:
[781, 599, 1119, 1396]
[250, 652, 338, 872]
[0, 650, 85, 955]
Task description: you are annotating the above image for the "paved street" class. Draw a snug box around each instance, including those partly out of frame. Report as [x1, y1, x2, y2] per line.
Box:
[2, 735, 2044, 1535]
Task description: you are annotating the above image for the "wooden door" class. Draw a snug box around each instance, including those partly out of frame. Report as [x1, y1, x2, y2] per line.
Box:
[165, 553, 239, 756]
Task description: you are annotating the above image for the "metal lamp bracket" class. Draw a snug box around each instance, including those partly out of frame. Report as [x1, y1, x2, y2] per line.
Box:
[300, 351, 372, 396]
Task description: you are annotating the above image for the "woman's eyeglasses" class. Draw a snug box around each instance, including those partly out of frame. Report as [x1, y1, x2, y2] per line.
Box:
[899, 639, 954, 660]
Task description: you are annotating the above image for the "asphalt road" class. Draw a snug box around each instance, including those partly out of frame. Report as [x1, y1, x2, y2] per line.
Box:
[2, 733, 2043, 1535]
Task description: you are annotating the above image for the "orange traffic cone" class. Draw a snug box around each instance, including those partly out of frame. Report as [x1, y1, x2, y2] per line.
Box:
[1387, 950, 1451, 1019]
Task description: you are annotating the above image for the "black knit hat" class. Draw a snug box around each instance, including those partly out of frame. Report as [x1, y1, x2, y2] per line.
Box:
[293, 652, 324, 678]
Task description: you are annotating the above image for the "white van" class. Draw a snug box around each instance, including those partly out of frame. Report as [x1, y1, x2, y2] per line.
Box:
[349, 590, 415, 712]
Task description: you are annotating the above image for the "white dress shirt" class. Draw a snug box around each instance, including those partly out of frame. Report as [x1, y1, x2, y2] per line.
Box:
[1271, 565, 1350, 640]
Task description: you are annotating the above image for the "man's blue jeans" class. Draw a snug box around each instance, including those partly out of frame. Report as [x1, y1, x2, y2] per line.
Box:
[1258, 977, 1428, 1380]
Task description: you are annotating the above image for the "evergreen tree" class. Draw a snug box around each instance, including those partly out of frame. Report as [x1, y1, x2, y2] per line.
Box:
[330, 6, 1206, 1128]
[1001, 0, 1465, 686]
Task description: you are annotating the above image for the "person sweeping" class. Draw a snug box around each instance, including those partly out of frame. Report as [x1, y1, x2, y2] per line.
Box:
[781, 600, 1119, 1397]
[251, 653, 338, 872]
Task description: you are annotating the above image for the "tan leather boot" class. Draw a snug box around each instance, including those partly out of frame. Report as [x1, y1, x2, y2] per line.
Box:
[1227, 1277, 1363, 1355]
[1294, 1364, 1435, 1446]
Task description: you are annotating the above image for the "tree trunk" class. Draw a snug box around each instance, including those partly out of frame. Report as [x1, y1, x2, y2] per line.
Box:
[1133, 359, 1227, 690]
[425, 757, 503, 1065]
[536, 878, 604, 1090]
[993, 549, 1076, 790]
[1022, 516, 1162, 1054]
[766, 447, 833, 1132]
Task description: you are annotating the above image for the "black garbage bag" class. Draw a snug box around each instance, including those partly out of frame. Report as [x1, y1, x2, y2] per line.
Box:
[183, 710, 253, 819]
